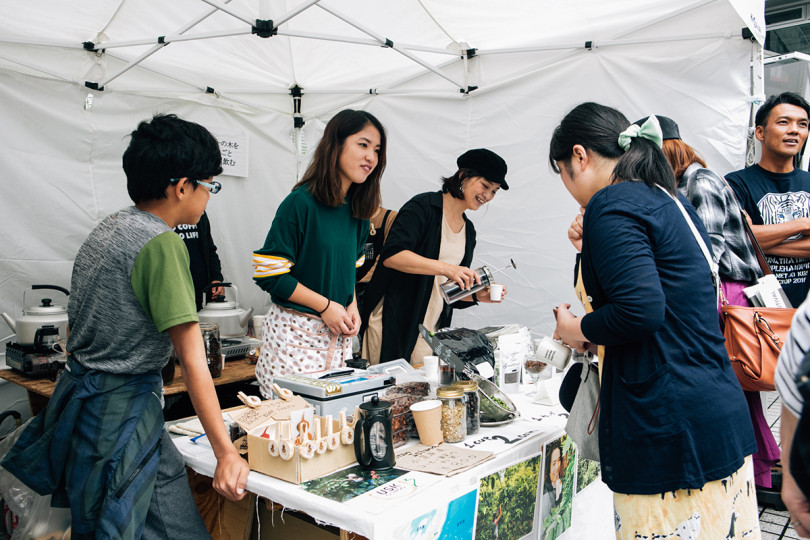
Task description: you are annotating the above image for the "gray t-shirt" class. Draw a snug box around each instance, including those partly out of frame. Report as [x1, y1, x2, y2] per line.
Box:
[67, 207, 198, 374]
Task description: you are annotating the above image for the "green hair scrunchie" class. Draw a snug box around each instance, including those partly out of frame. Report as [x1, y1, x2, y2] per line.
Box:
[617, 115, 663, 151]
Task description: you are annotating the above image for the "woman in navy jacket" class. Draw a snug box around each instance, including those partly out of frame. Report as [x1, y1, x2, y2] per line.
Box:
[551, 103, 758, 537]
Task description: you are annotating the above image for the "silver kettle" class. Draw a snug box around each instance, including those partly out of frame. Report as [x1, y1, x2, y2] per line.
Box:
[197, 283, 254, 338]
[1, 285, 70, 350]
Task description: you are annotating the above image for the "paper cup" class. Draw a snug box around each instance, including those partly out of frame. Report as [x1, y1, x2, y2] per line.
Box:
[410, 400, 443, 446]
[422, 355, 439, 380]
[489, 283, 504, 301]
[534, 336, 572, 370]
[253, 315, 265, 338]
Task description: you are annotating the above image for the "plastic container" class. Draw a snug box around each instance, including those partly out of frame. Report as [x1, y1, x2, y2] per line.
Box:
[436, 386, 467, 443]
[452, 380, 480, 434]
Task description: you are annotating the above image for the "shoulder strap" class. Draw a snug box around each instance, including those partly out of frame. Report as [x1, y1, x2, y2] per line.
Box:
[717, 175, 773, 276]
[656, 186, 720, 304]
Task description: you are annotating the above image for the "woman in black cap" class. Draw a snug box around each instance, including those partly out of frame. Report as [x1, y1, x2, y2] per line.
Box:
[360, 148, 509, 364]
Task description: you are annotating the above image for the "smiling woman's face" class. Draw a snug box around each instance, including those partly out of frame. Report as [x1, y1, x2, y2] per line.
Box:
[549, 447, 561, 483]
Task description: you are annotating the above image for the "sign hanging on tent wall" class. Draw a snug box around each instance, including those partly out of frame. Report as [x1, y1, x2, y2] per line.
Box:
[212, 129, 248, 178]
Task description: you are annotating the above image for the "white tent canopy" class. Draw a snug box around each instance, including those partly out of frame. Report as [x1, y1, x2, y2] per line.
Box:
[0, 0, 764, 342]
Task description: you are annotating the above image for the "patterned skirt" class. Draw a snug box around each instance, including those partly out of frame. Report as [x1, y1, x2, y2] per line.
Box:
[255, 303, 351, 398]
[614, 456, 760, 539]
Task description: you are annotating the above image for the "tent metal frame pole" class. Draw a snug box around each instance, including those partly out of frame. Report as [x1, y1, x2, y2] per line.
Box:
[0, 37, 84, 49]
[316, 3, 465, 90]
[481, 31, 735, 56]
[198, 0, 255, 26]
[98, 0, 236, 89]
[274, 0, 321, 27]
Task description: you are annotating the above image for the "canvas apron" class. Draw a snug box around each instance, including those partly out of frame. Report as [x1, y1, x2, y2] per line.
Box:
[255, 302, 351, 398]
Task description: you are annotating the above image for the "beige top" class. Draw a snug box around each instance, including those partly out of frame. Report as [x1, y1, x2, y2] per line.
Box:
[410, 213, 466, 364]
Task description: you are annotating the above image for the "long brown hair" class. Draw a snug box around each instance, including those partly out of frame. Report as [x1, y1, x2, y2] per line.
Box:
[661, 139, 707, 180]
[292, 109, 386, 219]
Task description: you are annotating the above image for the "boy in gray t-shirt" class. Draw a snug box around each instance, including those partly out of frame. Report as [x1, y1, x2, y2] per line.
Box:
[2, 114, 249, 538]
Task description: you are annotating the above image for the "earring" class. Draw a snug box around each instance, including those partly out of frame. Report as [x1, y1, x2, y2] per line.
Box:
[460, 186, 464, 194]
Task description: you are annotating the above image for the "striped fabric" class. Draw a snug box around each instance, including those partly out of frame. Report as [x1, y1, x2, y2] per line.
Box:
[355, 255, 365, 268]
[252, 253, 293, 278]
[776, 293, 810, 418]
[2, 358, 164, 539]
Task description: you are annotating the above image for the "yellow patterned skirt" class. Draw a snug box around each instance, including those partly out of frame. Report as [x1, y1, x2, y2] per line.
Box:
[613, 456, 760, 539]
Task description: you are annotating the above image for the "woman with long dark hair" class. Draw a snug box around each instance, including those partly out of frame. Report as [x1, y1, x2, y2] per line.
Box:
[550, 103, 759, 537]
[252, 109, 386, 395]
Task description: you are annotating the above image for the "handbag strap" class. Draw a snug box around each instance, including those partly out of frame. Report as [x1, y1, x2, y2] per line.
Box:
[656, 185, 720, 303]
[717, 175, 773, 276]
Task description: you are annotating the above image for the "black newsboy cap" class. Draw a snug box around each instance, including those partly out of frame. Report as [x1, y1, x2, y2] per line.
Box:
[457, 148, 509, 190]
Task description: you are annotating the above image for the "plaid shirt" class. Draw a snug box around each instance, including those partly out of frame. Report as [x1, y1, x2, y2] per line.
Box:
[678, 163, 762, 284]
[2, 359, 164, 539]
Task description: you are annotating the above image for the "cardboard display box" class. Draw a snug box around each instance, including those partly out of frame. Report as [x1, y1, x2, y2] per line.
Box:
[229, 397, 357, 485]
[246, 416, 356, 484]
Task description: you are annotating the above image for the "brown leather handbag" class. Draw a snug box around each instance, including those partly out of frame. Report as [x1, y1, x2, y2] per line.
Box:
[721, 302, 794, 391]
[719, 193, 795, 392]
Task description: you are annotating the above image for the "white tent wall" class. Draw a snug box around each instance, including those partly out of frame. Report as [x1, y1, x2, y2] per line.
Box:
[0, 1, 761, 350]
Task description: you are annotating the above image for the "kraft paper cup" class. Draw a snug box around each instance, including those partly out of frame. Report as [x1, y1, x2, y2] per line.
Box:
[411, 400, 443, 446]
[422, 355, 439, 380]
[489, 283, 504, 301]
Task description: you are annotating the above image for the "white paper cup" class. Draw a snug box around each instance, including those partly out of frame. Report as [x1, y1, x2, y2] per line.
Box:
[534, 336, 572, 370]
[410, 400, 443, 446]
[253, 315, 265, 338]
[422, 355, 439, 379]
[489, 283, 504, 301]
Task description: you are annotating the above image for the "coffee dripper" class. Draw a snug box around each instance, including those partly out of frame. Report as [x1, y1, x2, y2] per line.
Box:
[440, 259, 516, 304]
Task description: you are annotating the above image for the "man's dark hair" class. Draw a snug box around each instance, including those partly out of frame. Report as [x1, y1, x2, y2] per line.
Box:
[123, 114, 223, 204]
[755, 92, 810, 128]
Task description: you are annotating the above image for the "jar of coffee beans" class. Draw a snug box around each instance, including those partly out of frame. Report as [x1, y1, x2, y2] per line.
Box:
[452, 380, 480, 434]
[436, 386, 466, 443]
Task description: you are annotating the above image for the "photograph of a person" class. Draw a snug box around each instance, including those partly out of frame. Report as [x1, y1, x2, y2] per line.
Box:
[475, 455, 541, 540]
[540, 435, 575, 540]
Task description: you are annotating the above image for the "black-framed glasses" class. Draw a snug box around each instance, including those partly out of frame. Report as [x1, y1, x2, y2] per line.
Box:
[170, 178, 222, 194]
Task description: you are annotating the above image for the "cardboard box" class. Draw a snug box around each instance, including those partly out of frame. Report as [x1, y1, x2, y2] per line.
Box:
[246, 416, 357, 484]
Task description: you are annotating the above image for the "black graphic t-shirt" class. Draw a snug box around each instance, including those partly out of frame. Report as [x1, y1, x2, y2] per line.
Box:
[727, 164, 810, 307]
[174, 223, 206, 307]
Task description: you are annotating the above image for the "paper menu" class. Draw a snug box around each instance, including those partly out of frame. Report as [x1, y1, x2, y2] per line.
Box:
[395, 444, 494, 476]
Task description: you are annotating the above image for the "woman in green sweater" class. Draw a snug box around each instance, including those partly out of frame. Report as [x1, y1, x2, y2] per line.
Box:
[252, 110, 386, 396]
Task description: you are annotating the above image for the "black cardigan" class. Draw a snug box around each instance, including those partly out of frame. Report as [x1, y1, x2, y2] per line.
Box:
[361, 191, 477, 362]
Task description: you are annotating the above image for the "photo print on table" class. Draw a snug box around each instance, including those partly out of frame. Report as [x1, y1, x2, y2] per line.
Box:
[475, 455, 541, 540]
[301, 464, 409, 503]
[576, 454, 600, 494]
[393, 489, 477, 539]
[539, 434, 575, 540]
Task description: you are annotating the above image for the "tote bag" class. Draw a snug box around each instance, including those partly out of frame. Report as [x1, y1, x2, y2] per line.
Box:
[564, 359, 600, 461]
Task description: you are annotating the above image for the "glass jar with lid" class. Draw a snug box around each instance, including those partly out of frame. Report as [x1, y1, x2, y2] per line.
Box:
[452, 380, 480, 434]
[436, 386, 467, 443]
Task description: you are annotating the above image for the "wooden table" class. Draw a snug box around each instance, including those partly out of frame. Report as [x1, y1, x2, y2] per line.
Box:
[0, 357, 258, 416]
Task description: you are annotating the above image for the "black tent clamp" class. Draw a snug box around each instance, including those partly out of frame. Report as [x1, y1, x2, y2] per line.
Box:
[252, 19, 277, 38]
[84, 81, 104, 91]
[290, 85, 304, 128]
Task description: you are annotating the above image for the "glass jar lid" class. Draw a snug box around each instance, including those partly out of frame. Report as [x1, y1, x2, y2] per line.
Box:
[452, 380, 478, 391]
[436, 386, 463, 398]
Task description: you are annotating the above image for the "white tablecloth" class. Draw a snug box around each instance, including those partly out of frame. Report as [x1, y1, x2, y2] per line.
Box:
[174, 387, 614, 539]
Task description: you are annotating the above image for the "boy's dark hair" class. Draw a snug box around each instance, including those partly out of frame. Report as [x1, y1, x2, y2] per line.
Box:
[755, 92, 810, 127]
[293, 109, 386, 220]
[549, 102, 677, 194]
[123, 114, 223, 204]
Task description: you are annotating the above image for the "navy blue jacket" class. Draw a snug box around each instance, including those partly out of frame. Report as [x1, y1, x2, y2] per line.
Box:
[579, 181, 756, 494]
